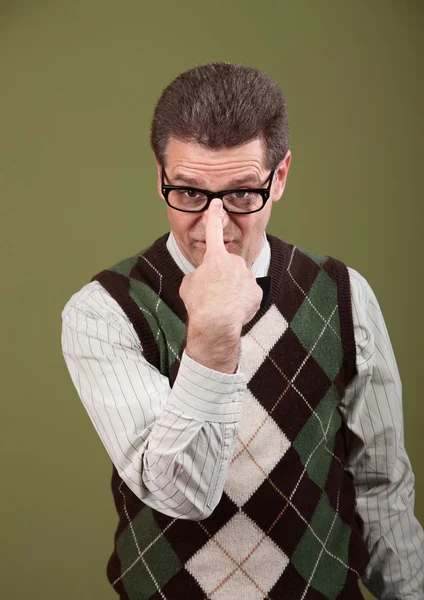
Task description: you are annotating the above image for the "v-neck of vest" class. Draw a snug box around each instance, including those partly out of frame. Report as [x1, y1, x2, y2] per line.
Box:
[143, 232, 289, 337]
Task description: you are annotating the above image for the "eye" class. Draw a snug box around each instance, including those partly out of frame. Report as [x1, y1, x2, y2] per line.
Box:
[226, 191, 254, 201]
[184, 189, 201, 198]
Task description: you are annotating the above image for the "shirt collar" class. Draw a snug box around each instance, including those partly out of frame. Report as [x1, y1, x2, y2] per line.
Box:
[166, 230, 271, 277]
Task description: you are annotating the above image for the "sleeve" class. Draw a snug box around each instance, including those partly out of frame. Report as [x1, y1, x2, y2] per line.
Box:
[339, 268, 424, 599]
[61, 281, 246, 520]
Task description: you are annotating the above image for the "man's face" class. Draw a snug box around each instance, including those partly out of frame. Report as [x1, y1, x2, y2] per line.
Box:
[155, 137, 291, 269]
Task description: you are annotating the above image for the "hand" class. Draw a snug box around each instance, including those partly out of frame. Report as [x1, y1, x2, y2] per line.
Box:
[179, 199, 263, 372]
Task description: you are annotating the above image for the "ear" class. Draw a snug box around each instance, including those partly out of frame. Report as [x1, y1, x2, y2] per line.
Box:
[154, 154, 165, 200]
[271, 149, 292, 203]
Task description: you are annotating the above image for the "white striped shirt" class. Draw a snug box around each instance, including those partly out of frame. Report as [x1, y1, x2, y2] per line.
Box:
[61, 232, 424, 598]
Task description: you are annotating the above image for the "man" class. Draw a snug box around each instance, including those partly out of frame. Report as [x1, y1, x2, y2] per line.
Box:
[61, 63, 424, 599]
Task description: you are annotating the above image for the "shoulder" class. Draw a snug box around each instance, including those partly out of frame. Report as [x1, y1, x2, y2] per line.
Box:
[346, 266, 372, 310]
[62, 280, 118, 317]
[292, 242, 372, 306]
[268, 234, 345, 273]
[92, 233, 170, 279]
[61, 280, 138, 340]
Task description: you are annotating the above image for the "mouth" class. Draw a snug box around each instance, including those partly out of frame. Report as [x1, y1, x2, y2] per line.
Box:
[195, 240, 234, 244]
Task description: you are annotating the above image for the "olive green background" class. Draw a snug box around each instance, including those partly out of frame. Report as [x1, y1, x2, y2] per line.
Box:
[1, 2, 422, 599]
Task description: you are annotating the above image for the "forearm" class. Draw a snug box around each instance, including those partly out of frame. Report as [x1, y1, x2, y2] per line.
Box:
[354, 454, 424, 599]
[141, 407, 240, 518]
[139, 350, 245, 518]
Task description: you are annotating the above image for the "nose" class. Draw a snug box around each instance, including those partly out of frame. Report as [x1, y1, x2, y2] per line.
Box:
[211, 197, 230, 228]
[199, 198, 230, 230]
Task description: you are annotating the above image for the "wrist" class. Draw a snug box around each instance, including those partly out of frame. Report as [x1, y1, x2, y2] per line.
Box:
[188, 318, 241, 345]
[186, 324, 241, 374]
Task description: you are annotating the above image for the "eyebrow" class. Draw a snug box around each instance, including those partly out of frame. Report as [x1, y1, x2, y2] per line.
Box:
[171, 172, 262, 188]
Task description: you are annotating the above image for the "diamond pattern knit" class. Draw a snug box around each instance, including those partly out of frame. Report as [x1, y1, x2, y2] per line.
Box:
[91, 233, 370, 599]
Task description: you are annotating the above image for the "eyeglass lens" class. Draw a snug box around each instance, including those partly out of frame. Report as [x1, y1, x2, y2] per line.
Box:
[167, 189, 264, 213]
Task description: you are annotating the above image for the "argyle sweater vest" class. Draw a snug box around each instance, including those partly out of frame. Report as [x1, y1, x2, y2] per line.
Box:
[91, 233, 370, 600]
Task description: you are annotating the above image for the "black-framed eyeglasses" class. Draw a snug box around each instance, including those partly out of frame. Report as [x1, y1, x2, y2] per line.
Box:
[161, 167, 275, 214]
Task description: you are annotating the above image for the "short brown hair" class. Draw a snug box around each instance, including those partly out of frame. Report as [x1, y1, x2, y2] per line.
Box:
[150, 62, 289, 171]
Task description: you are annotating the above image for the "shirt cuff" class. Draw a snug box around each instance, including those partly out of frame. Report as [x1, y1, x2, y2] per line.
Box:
[168, 350, 246, 423]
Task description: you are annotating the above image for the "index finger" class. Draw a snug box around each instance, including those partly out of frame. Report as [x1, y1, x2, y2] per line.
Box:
[205, 198, 226, 255]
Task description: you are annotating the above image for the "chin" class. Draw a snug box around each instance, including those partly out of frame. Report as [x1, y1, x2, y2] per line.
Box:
[189, 245, 205, 268]
[186, 240, 246, 267]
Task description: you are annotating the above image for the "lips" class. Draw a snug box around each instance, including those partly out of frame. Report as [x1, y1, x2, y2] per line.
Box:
[195, 240, 233, 243]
